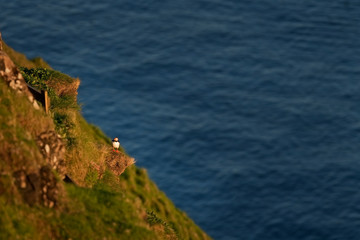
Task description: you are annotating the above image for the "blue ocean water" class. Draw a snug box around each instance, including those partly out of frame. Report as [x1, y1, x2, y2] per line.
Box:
[2, 1, 360, 239]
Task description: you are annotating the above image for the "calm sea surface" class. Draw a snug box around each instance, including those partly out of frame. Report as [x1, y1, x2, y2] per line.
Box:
[2, 1, 360, 239]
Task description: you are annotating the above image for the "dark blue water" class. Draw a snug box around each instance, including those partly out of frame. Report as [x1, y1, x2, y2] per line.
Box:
[2, 1, 360, 239]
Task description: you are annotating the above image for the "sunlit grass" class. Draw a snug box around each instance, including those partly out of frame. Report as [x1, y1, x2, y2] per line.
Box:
[0, 42, 212, 240]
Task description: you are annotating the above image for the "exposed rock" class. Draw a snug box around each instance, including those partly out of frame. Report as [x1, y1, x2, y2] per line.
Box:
[106, 151, 135, 176]
[13, 166, 58, 208]
[0, 32, 39, 109]
[0, 51, 30, 94]
[40, 165, 58, 208]
[37, 130, 66, 178]
[13, 169, 40, 205]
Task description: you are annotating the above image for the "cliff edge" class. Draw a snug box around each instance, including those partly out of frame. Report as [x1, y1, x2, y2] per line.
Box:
[0, 33, 211, 240]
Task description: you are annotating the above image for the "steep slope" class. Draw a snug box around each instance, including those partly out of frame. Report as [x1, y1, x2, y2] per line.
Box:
[0, 34, 211, 240]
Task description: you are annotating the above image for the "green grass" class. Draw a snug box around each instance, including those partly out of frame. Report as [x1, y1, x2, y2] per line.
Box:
[56, 184, 158, 240]
[19, 67, 79, 110]
[0, 40, 212, 240]
[0, 199, 35, 239]
[19, 67, 79, 147]
[53, 111, 77, 147]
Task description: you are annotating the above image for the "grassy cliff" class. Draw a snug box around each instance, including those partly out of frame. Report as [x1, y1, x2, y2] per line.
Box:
[0, 39, 211, 240]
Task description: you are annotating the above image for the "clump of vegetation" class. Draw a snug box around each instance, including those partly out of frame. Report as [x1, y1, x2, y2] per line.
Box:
[53, 112, 76, 147]
[20, 67, 79, 147]
[19, 67, 51, 91]
[147, 210, 180, 239]
[19, 67, 79, 111]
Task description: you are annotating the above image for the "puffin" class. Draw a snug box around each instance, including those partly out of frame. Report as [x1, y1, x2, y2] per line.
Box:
[112, 137, 120, 152]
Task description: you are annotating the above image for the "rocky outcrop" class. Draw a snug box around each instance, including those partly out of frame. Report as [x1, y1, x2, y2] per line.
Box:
[90, 150, 135, 179]
[37, 130, 66, 178]
[0, 32, 40, 110]
[40, 166, 58, 208]
[13, 166, 58, 208]
[106, 151, 135, 176]
[0, 34, 66, 208]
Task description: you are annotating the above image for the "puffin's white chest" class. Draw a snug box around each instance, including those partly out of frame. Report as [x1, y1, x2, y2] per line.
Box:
[113, 141, 120, 148]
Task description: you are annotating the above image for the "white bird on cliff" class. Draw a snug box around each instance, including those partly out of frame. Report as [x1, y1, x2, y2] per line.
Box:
[112, 137, 120, 152]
